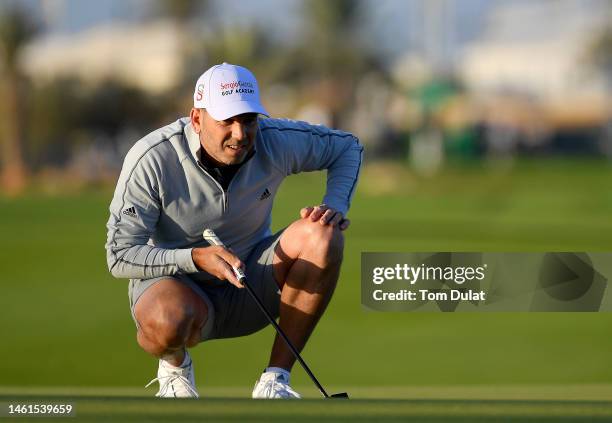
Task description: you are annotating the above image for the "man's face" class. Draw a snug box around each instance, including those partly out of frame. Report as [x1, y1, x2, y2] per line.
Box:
[191, 108, 258, 166]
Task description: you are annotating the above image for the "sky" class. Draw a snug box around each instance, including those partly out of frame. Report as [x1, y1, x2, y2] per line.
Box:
[3, 0, 608, 68]
[3, 0, 501, 62]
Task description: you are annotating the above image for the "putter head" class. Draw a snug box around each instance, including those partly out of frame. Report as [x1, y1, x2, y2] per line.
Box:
[329, 392, 349, 399]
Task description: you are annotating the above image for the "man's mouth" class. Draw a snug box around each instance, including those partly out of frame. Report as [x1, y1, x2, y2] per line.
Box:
[226, 144, 246, 151]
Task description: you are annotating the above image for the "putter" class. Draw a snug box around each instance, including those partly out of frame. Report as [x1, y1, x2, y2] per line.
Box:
[203, 229, 349, 399]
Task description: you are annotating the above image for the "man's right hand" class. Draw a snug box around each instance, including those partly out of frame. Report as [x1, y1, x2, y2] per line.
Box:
[191, 246, 245, 288]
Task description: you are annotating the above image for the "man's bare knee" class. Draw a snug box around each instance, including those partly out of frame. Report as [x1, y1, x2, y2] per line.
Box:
[141, 304, 197, 350]
[134, 280, 207, 352]
[274, 220, 345, 291]
[301, 221, 344, 264]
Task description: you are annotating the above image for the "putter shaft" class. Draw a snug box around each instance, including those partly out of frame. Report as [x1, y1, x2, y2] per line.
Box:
[203, 229, 340, 398]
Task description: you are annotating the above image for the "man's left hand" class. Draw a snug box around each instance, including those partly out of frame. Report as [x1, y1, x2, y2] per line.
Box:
[300, 204, 350, 231]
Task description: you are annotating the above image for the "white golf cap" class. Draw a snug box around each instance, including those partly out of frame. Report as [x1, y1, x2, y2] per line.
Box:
[193, 62, 269, 121]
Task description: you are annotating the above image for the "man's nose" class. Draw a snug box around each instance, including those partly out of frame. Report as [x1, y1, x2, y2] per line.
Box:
[231, 122, 247, 140]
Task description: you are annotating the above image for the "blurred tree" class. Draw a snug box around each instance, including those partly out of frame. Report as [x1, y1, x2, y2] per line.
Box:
[26, 78, 81, 169]
[303, 0, 363, 73]
[154, 0, 212, 110]
[288, 0, 381, 127]
[153, 0, 290, 113]
[0, 7, 38, 194]
[200, 25, 284, 84]
[77, 79, 167, 138]
[24, 76, 167, 169]
[157, 0, 204, 22]
[586, 24, 612, 88]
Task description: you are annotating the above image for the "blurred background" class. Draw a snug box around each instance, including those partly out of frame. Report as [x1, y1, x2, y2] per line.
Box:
[1, 0, 611, 395]
[0, 0, 611, 191]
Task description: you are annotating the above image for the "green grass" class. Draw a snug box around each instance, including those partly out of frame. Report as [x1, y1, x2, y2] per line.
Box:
[1, 159, 612, 420]
[1, 386, 612, 422]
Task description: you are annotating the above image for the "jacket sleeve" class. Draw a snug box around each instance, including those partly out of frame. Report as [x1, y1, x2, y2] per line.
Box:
[261, 120, 363, 215]
[105, 147, 198, 279]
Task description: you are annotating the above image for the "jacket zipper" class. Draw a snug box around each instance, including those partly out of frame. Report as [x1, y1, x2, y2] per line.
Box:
[225, 164, 249, 211]
[197, 162, 248, 214]
[195, 148, 255, 214]
[197, 165, 228, 213]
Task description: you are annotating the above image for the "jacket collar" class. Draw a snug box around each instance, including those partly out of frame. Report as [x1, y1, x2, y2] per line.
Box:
[185, 122, 203, 163]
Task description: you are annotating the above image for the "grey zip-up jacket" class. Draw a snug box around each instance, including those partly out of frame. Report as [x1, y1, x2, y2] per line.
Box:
[105, 117, 363, 280]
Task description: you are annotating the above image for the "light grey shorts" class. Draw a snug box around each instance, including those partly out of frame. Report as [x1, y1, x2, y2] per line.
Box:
[128, 230, 284, 341]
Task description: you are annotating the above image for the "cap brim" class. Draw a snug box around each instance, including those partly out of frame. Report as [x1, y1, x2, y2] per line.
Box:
[207, 101, 269, 121]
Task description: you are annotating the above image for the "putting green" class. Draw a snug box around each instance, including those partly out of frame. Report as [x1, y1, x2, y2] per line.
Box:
[1, 385, 611, 422]
[1, 159, 611, 404]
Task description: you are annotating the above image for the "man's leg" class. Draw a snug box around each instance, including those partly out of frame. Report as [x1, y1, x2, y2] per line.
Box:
[268, 219, 344, 370]
[134, 278, 208, 366]
[134, 278, 208, 398]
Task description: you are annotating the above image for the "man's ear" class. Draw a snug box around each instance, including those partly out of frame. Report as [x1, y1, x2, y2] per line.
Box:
[190, 108, 203, 134]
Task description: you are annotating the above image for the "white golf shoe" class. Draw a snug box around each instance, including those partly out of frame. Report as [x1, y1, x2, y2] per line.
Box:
[145, 351, 199, 398]
[252, 370, 302, 399]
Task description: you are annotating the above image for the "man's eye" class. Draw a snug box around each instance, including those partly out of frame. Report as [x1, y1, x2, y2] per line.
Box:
[219, 117, 256, 127]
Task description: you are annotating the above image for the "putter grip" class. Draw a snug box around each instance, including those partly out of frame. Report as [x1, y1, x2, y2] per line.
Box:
[202, 229, 224, 246]
[202, 229, 246, 281]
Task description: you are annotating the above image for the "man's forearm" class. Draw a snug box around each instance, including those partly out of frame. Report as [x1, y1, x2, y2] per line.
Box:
[107, 244, 197, 279]
[323, 138, 363, 215]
